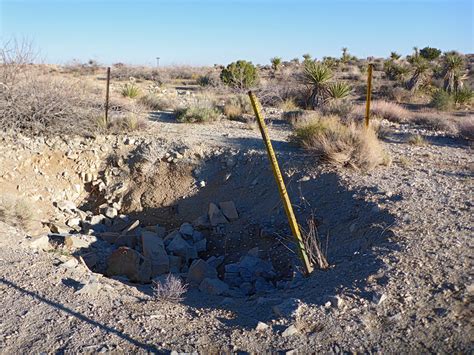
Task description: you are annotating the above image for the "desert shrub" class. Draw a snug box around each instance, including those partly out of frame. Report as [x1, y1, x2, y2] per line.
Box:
[321, 100, 353, 117]
[220, 60, 258, 89]
[137, 93, 176, 111]
[175, 99, 220, 123]
[107, 103, 148, 132]
[352, 100, 411, 123]
[322, 56, 340, 69]
[152, 275, 187, 303]
[121, 82, 140, 98]
[290, 115, 390, 170]
[390, 87, 412, 103]
[420, 47, 442, 61]
[223, 94, 252, 120]
[0, 195, 34, 230]
[197, 71, 221, 87]
[457, 119, 474, 140]
[430, 89, 454, 110]
[282, 110, 308, 125]
[453, 87, 474, 105]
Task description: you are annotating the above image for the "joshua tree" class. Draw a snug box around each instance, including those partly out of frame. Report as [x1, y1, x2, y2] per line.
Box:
[302, 53, 312, 64]
[441, 51, 466, 93]
[413, 46, 420, 58]
[301, 61, 333, 108]
[270, 57, 282, 72]
[341, 47, 350, 63]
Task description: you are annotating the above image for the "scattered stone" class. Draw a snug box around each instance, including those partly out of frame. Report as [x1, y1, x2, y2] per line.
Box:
[141, 231, 169, 276]
[66, 218, 81, 227]
[168, 255, 183, 273]
[199, 180, 206, 188]
[207, 255, 224, 269]
[218, 201, 239, 221]
[273, 298, 302, 318]
[167, 234, 197, 261]
[192, 230, 204, 243]
[61, 258, 79, 269]
[155, 226, 166, 238]
[64, 235, 93, 250]
[88, 214, 105, 225]
[115, 234, 137, 248]
[208, 203, 228, 226]
[282, 324, 299, 337]
[256, 322, 269, 331]
[373, 293, 387, 305]
[325, 295, 345, 309]
[179, 222, 194, 237]
[104, 207, 117, 219]
[187, 259, 218, 285]
[29, 235, 50, 250]
[199, 278, 229, 295]
[195, 238, 207, 253]
[106, 247, 151, 283]
[297, 176, 311, 182]
[56, 200, 76, 212]
[193, 214, 210, 229]
[48, 222, 70, 234]
[76, 276, 102, 296]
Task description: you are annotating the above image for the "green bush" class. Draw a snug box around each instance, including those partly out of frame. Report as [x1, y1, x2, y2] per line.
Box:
[420, 47, 442, 61]
[121, 82, 140, 98]
[453, 87, 474, 105]
[220, 60, 258, 89]
[175, 102, 220, 123]
[431, 89, 454, 110]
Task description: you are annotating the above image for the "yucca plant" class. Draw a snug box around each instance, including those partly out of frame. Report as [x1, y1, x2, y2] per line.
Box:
[390, 51, 401, 60]
[270, 57, 282, 72]
[442, 52, 466, 93]
[326, 82, 352, 101]
[302, 61, 333, 108]
[407, 56, 431, 92]
[121, 82, 140, 98]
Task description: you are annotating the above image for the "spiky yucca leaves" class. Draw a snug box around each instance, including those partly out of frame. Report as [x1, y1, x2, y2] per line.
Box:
[390, 52, 401, 60]
[270, 57, 282, 72]
[407, 56, 431, 92]
[384, 60, 409, 81]
[302, 61, 333, 108]
[442, 52, 466, 93]
[326, 82, 352, 101]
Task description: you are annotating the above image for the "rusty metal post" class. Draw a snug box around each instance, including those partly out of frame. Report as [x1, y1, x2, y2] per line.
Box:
[365, 63, 373, 128]
[105, 67, 111, 126]
[248, 91, 314, 275]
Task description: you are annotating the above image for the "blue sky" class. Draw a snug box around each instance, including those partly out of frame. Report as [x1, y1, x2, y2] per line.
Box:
[1, 0, 473, 66]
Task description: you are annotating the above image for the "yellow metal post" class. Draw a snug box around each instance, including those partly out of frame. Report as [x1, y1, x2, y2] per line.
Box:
[248, 91, 314, 275]
[365, 63, 373, 128]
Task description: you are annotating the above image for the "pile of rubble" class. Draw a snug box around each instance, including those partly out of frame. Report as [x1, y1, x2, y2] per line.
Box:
[31, 198, 281, 297]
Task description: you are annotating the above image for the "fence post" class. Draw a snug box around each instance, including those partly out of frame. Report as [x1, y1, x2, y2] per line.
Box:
[248, 91, 314, 276]
[365, 63, 373, 128]
[105, 67, 111, 126]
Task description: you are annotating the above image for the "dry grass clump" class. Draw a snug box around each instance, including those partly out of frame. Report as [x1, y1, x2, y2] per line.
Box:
[138, 93, 177, 111]
[407, 134, 427, 146]
[223, 94, 252, 121]
[353, 100, 411, 123]
[152, 274, 187, 303]
[457, 119, 474, 140]
[0, 195, 34, 230]
[291, 115, 390, 170]
[411, 110, 457, 133]
[278, 98, 299, 111]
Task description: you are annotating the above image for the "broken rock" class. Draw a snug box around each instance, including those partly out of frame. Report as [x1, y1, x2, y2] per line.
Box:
[187, 259, 218, 285]
[106, 247, 151, 283]
[199, 278, 229, 296]
[29, 235, 50, 250]
[218, 201, 239, 221]
[208, 203, 228, 226]
[141, 231, 169, 276]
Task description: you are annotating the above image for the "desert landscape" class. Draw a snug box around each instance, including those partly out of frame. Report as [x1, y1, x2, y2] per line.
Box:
[0, 2, 473, 352]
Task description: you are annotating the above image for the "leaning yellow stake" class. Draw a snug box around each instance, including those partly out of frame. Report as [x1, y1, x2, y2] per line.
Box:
[365, 63, 373, 128]
[248, 91, 314, 275]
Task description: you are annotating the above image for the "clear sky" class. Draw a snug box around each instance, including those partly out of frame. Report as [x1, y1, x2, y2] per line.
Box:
[1, 0, 473, 66]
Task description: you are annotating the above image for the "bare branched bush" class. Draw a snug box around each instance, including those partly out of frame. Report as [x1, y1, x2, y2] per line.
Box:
[0, 195, 34, 230]
[456, 118, 474, 140]
[152, 274, 187, 303]
[300, 214, 329, 270]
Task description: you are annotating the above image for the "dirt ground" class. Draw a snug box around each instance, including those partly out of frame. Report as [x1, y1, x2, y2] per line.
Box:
[0, 110, 473, 353]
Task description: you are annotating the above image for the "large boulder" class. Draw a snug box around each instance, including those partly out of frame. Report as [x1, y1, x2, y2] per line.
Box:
[208, 203, 228, 226]
[199, 278, 229, 296]
[141, 231, 169, 276]
[167, 234, 197, 261]
[106, 247, 151, 283]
